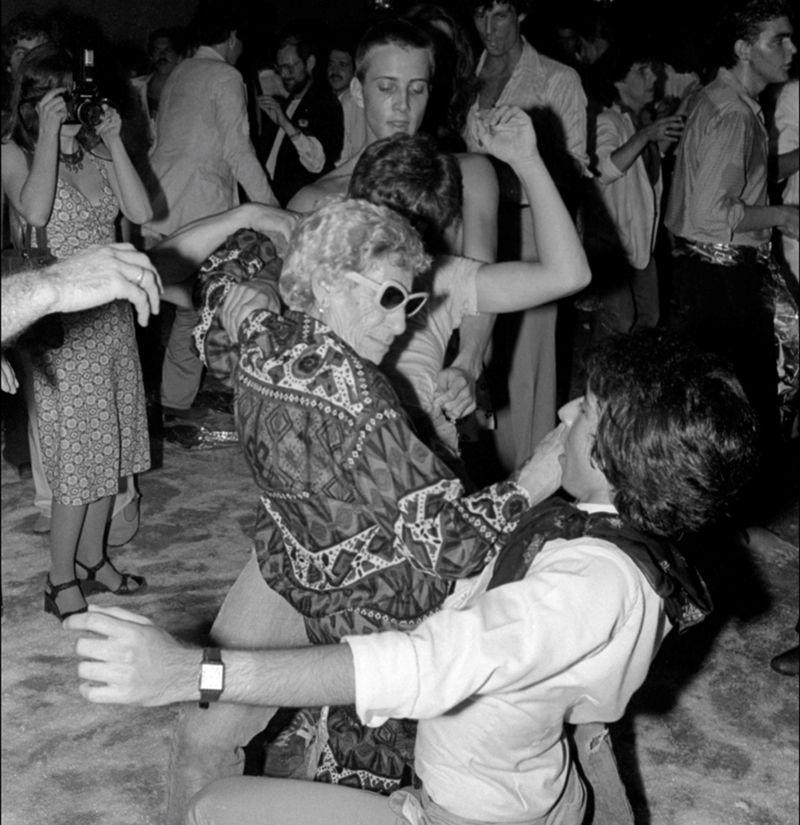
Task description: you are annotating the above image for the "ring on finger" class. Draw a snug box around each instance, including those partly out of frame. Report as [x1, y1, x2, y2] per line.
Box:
[136, 269, 144, 285]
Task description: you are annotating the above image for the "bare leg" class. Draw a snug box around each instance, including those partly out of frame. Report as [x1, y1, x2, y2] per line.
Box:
[75, 495, 125, 590]
[48, 501, 89, 615]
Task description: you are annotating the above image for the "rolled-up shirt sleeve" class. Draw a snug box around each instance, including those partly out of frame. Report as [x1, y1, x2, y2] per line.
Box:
[288, 133, 326, 173]
[595, 113, 626, 184]
[345, 539, 640, 727]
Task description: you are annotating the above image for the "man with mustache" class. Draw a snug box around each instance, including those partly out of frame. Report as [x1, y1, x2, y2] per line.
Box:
[258, 26, 343, 207]
[326, 37, 366, 165]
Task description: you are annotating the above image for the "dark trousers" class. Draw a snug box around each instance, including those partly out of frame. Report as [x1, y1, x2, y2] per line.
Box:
[669, 251, 781, 516]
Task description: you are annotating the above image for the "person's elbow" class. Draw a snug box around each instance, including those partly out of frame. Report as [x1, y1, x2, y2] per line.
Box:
[22, 207, 52, 228]
[563, 255, 592, 296]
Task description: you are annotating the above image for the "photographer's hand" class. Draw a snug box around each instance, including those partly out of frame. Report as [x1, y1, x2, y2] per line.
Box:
[96, 104, 123, 149]
[36, 87, 69, 141]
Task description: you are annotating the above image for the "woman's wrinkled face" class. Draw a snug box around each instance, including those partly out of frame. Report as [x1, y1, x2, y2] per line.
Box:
[325, 258, 411, 364]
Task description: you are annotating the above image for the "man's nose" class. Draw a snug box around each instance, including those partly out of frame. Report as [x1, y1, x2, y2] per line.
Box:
[393, 90, 410, 111]
[558, 397, 582, 427]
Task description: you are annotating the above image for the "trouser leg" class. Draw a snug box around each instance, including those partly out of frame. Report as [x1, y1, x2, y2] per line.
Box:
[570, 723, 635, 825]
[161, 306, 204, 410]
[166, 551, 308, 825]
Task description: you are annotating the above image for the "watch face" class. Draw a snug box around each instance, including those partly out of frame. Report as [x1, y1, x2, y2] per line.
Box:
[201, 663, 224, 691]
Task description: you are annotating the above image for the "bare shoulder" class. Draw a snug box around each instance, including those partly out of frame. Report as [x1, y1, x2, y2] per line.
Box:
[288, 174, 349, 213]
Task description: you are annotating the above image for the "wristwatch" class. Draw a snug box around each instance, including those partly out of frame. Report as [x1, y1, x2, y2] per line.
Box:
[198, 647, 225, 709]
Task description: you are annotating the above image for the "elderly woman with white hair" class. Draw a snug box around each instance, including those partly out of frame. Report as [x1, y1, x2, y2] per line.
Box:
[167, 198, 562, 820]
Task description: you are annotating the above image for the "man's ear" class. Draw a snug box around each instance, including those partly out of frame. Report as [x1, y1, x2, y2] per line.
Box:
[734, 37, 752, 64]
[306, 54, 316, 74]
[351, 76, 364, 109]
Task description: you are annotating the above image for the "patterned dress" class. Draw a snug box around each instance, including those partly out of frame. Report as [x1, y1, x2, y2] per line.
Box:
[32, 154, 150, 505]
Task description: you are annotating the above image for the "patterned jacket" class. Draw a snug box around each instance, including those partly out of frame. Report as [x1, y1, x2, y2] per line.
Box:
[194, 228, 531, 645]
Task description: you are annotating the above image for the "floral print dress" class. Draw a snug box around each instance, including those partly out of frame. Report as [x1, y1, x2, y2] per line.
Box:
[32, 154, 150, 505]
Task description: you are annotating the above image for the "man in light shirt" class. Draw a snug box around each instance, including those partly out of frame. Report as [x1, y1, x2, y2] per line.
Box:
[145, 3, 276, 420]
[67, 330, 758, 825]
[465, 0, 589, 474]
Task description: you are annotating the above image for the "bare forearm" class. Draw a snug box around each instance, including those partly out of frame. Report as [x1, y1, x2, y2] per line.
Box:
[512, 154, 589, 291]
[736, 203, 797, 233]
[775, 148, 800, 182]
[453, 313, 495, 379]
[608, 129, 651, 176]
[17, 134, 59, 226]
[107, 139, 153, 224]
[1, 271, 57, 344]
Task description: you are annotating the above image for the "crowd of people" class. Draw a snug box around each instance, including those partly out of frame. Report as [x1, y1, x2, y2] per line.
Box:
[1, 1, 798, 824]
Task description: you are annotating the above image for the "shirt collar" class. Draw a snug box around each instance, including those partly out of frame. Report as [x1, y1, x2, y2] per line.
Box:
[576, 502, 618, 514]
[716, 66, 763, 118]
[194, 45, 227, 63]
[475, 34, 536, 78]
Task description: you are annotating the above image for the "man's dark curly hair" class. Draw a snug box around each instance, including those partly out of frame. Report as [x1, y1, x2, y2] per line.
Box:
[718, 0, 793, 69]
[348, 133, 462, 252]
[585, 330, 759, 540]
[467, 1, 531, 17]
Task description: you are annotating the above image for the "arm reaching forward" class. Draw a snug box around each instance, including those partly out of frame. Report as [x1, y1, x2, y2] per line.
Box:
[65, 605, 355, 708]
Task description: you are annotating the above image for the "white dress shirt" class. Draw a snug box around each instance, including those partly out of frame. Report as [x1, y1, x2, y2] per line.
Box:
[346, 503, 670, 823]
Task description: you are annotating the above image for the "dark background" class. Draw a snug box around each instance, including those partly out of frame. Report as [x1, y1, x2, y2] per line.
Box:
[2, 0, 731, 63]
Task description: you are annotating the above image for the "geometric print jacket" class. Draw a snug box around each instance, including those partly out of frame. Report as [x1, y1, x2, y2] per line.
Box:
[194, 228, 532, 644]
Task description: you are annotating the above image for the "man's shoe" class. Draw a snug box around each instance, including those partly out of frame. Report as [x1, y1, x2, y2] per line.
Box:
[33, 513, 51, 534]
[162, 405, 209, 421]
[770, 645, 799, 676]
[106, 497, 140, 547]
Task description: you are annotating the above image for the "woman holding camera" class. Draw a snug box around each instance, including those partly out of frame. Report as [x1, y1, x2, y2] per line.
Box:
[1, 44, 153, 620]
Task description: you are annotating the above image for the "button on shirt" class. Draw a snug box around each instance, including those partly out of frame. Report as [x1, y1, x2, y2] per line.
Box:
[346, 503, 670, 822]
[665, 68, 770, 247]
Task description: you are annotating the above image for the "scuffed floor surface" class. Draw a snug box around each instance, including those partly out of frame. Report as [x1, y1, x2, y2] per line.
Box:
[2, 437, 798, 825]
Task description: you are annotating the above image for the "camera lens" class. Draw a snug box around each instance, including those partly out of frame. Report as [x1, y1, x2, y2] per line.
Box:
[78, 100, 105, 127]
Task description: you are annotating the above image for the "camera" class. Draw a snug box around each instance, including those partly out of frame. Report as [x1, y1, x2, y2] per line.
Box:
[63, 49, 108, 128]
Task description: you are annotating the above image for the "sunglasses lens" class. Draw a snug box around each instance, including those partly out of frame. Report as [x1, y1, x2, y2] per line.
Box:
[379, 285, 407, 311]
[405, 295, 427, 317]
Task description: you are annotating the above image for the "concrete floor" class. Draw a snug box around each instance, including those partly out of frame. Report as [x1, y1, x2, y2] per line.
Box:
[1, 403, 798, 825]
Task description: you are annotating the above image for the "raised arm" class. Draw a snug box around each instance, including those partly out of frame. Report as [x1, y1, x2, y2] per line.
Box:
[95, 106, 153, 225]
[436, 153, 499, 420]
[1, 88, 67, 226]
[471, 106, 590, 312]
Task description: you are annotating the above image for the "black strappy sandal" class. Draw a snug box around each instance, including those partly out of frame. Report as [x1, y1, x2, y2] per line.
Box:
[75, 557, 148, 596]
